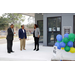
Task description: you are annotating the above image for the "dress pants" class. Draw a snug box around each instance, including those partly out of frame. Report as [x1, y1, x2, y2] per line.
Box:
[20, 38, 26, 50]
[34, 37, 39, 49]
[7, 40, 13, 53]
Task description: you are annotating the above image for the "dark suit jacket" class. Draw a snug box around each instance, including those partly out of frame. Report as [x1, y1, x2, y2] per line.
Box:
[6, 27, 14, 40]
[33, 30, 35, 37]
[18, 28, 27, 39]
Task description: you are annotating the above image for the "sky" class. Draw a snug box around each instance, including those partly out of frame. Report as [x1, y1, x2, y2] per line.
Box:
[0, 13, 35, 25]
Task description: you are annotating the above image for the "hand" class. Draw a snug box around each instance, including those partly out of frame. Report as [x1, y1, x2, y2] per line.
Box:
[26, 38, 27, 40]
[14, 32, 16, 34]
[38, 35, 40, 38]
[19, 38, 21, 40]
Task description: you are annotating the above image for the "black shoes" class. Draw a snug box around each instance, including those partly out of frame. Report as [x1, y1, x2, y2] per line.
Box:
[33, 49, 39, 51]
[7, 51, 14, 53]
[11, 51, 14, 53]
[34, 49, 36, 50]
[8, 52, 11, 53]
[36, 49, 39, 51]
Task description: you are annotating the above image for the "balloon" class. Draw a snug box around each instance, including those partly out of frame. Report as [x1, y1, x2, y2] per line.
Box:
[74, 34, 75, 38]
[65, 43, 67, 46]
[57, 40, 62, 43]
[69, 39, 74, 42]
[60, 42, 66, 47]
[56, 34, 62, 42]
[64, 33, 69, 38]
[62, 39, 67, 46]
[69, 47, 75, 53]
[55, 42, 61, 49]
[64, 46, 70, 52]
[68, 33, 75, 39]
[57, 41, 59, 43]
[61, 47, 64, 50]
[55, 42, 59, 46]
[57, 46, 61, 49]
[67, 41, 73, 47]
[62, 38, 69, 43]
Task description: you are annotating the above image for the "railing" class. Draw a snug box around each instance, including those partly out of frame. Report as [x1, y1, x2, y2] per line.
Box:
[0, 29, 33, 39]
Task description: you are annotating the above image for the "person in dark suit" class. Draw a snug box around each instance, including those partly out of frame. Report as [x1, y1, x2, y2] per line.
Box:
[18, 25, 27, 51]
[6, 24, 15, 53]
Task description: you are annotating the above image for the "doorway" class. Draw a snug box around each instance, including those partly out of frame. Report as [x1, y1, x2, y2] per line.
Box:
[73, 15, 75, 34]
[47, 16, 61, 46]
[37, 20, 43, 43]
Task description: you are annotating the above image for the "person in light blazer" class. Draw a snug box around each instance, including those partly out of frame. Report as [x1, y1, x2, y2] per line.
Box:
[33, 24, 40, 51]
[33, 28, 35, 41]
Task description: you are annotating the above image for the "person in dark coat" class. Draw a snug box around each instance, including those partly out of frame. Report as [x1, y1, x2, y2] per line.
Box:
[6, 24, 15, 53]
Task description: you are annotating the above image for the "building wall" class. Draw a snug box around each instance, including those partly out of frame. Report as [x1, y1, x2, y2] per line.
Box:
[35, 13, 43, 24]
[43, 13, 75, 46]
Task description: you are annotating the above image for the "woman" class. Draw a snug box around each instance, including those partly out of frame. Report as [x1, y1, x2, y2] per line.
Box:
[33, 24, 40, 51]
[33, 28, 35, 42]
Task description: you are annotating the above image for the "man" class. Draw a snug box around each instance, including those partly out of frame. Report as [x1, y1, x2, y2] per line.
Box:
[6, 24, 15, 53]
[18, 25, 27, 51]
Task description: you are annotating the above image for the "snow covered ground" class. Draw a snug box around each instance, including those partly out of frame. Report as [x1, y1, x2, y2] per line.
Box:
[0, 40, 53, 61]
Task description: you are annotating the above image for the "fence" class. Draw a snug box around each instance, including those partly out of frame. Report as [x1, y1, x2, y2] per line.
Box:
[0, 28, 34, 39]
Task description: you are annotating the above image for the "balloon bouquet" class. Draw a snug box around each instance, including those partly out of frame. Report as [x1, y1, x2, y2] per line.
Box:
[55, 33, 75, 53]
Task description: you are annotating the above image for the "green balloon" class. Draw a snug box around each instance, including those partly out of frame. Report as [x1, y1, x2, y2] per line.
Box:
[65, 43, 67, 46]
[57, 40, 62, 43]
[74, 34, 75, 38]
[69, 39, 74, 42]
[62, 38, 69, 43]
[64, 46, 70, 52]
[57, 41, 60, 43]
[68, 33, 75, 39]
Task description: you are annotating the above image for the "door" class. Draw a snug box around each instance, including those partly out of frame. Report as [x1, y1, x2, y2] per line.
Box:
[37, 20, 43, 43]
[73, 15, 75, 34]
[47, 17, 61, 46]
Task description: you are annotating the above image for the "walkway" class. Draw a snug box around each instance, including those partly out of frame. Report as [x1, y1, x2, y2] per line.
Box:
[0, 36, 33, 44]
[0, 40, 53, 61]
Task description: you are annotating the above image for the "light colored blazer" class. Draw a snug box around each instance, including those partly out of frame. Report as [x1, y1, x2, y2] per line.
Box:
[35, 28, 40, 37]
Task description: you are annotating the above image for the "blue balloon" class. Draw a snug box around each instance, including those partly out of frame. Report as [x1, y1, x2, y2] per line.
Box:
[56, 34, 62, 42]
[64, 33, 69, 38]
[55, 42, 61, 49]
[57, 45, 61, 49]
[67, 41, 73, 47]
[60, 42, 66, 47]
[55, 42, 59, 47]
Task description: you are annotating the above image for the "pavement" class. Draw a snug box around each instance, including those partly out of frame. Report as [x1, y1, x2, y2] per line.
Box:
[0, 39, 53, 61]
[0, 36, 75, 61]
[0, 36, 33, 44]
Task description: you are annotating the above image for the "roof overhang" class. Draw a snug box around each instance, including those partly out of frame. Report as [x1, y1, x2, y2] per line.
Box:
[19, 13, 35, 17]
[19, 13, 43, 17]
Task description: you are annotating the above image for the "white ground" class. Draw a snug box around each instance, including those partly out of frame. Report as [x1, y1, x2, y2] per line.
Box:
[0, 39, 75, 61]
[0, 40, 53, 61]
